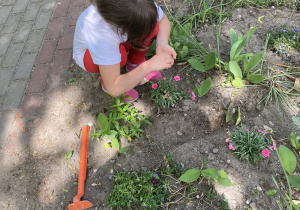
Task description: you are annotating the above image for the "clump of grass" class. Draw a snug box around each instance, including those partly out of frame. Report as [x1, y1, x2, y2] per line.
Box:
[268, 24, 300, 60]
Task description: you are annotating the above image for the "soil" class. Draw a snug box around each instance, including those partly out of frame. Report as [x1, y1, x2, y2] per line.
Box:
[1, 1, 300, 210]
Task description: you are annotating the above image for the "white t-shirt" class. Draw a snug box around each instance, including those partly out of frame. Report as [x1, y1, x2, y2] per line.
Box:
[73, 3, 164, 70]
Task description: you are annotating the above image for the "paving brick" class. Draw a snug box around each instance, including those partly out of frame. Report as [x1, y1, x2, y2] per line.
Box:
[57, 26, 74, 49]
[0, 6, 12, 24]
[36, 39, 58, 64]
[34, 10, 53, 30]
[23, 2, 41, 21]
[0, 111, 17, 147]
[12, 21, 34, 43]
[0, 33, 13, 56]
[0, 24, 3, 32]
[14, 52, 37, 79]
[2, 0, 16, 6]
[0, 68, 14, 95]
[19, 94, 42, 118]
[2, 80, 27, 111]
[2, 43, 24, 67]
[12, 0, 30, 13]
[0, 56, 3, 64]
[71, 0, 86, 6]
[26, 64, 50, 93]
[50, 49, 72, 76]
[2, 13, 22, 34]
[53, 0, 71, 18]
[41, 0, 57, 10]
[24, 29, 45, 53]
[45, 17, 65, 40]
[66, 4, 85, 26]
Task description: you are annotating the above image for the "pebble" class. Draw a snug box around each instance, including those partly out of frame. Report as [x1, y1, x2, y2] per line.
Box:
[250, 202, 257, 209]
[263, 125, 272, 131]
[110, 168, 114, 174]
[93, 169, 97, 173]
[246, 200, 250, 204]
[257, 186, 262, 191]
[269, 121, 274, 126]
[226, 159, 230, 164]
[208, 153, 215, 161]
[110, 159, 116, 164]
[213, 148, 219, 153]
[177, 131, 183, 136]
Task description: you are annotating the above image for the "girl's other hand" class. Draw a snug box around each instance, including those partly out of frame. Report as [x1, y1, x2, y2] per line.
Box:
[156, 44, 176, 60]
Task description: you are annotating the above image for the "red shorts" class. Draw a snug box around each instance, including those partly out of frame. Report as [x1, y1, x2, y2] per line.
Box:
[83, 23, 159, 73]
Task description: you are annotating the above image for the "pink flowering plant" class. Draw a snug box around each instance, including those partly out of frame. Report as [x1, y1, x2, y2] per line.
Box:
[225, 125, 274, 164]
[150, 76, 190, 108]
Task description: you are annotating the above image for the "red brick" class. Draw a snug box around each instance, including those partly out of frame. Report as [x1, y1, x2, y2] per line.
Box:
[50, 49, 72, 76]
[36, 40, 58, 64]
[66, 4, 85, 26]
[53, 0, 71, 18]
[26, 64, 51, 93]
[58, 26, 75, 49]
[19, 94, 42, 118]
[45, 17, 66, 40]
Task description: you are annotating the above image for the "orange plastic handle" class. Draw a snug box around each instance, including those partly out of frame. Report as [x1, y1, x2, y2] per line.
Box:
[73, 125, 89, 204]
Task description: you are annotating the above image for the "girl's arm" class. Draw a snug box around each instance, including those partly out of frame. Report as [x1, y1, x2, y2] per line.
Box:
[156, 13, 176, 60]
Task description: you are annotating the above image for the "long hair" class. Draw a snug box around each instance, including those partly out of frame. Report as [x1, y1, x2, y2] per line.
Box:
[95, 0, 158, 49]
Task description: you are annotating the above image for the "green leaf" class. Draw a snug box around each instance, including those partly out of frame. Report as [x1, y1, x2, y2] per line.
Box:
[111, 138, 119, 151]
[182, 23, 192, 37]
[219, 170, 227, 179]
[195, 77, 211, 97]
[234, 53, 254, 63]
[244, 53, 263, 75]
[188, 58, 205, 72]
[180, 46, 189, 58]
[201, 168, 218, 179]
[230, 39, 246, 60]
[292, 116, 300, 128]
[173, 42, 180, 49]
[229, 61, 242, 79]
[104, 143, 111, 149]
[288, 175, 300, 190]
[236, 107, 241, 125]
[246, 74, 263, 83]
[230, 28, 238, 46]
[290, 132, 300, 150]
[204, 52, 216, 70]
[278, 145, 297, 175]
[119, 147, 130, 153]
[226, 102, 233, 123]
[172, 25, 181, 36]
[266, 190, 277, 196]
[217, 177, 232, 187]
[232, 78, 244, 89]
[64, 151, 73, 159]
[244, 25, 257, 39]
[97, 113, 108, 130]
[179, 169, 201, 183]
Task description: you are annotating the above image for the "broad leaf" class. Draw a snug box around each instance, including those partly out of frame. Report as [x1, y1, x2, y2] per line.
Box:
[217, 177, 232, 187]
[232, 78, 244, 89]
[172, 25, 181, 36]
[290, 132, 300, 150]
[278, 145, 297, 175]
[288, 175, 300, 190]
[97, 113, 108, 130]
[234, 53, 254, 63]
[173, 42, 180, 49]
[266, 190, 277, 196]
[179, 169, 201, 183]
[180, 46, 189, 58]
[106, 130, 118, 140]
[244, 25, 257, 39]
[111, 138, 119, 151]
[201, 168, 218, 179]
[226, 102, 233, 123]
[188, 58, 205, 72]
[104, 143, 111, 149]
[236, 107, 241, 125]
[204, 52, 216, 70]
[229, 61, 242, 79]
[195, 77, 211, 97]
[292, 116, 300, 128]
[230, 28, 237, 46]
[219, 170, 227, 179]
[230, 39, 246, 60]
[246, 74, 263, 83]
[119, 147, 130, 153]
[244, 53, 263, 75]
[182, 23, 192, 37]
[64, 151, 73, 160]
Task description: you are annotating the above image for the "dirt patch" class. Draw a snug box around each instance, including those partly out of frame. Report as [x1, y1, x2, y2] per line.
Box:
[0, 1, 299, 210]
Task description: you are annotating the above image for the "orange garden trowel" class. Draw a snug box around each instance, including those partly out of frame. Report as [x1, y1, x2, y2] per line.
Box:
[68, 125, 93, 210]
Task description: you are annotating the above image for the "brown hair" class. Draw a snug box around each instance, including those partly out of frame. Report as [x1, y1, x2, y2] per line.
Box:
[95, 0, 158, 49]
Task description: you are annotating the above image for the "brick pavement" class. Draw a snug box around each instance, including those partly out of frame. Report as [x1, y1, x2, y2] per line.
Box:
[0, 0, 87, 151]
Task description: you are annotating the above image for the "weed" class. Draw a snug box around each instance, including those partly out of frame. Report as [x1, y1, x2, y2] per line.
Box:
[218, 198, 230, 210]
[67, 72, 85, 86]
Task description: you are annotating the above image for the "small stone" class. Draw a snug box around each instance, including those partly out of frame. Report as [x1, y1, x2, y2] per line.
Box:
[246, 200, 250, 204]
[237, 15, 242, 19]
[213, 148, 219, 154]
[208, 153, 215, 161]
[177, 131, 183, 136]
[93, 169, 97, 173]
[192, 137, 195, 140]
[250, 202, 257, 209]
[263, 125, 272, 131]
[110, 159, 116, 164]
[257, 186, 262, 191]
[271, 6, 275, 9]
[226, 159, 230, 164]
[110, 169, 114, 174]
[269, 121, 274, 126]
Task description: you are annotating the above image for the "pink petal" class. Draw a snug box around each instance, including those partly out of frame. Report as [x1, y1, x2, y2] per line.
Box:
[174, 75, 180, 81]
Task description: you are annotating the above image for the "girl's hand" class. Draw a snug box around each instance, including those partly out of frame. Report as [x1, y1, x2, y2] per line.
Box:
[147, 51, 175, 71]
[156, 44, 177, 60]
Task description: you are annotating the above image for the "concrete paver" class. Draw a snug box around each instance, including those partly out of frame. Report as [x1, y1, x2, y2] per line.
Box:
[2, 42, 24, 67]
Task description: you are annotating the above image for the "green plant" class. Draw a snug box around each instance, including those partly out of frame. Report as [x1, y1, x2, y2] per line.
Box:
[194, 77, 212, 97]
[291, 116, 300, 153]
[226, 125, 273, 164]
[150, 77, 189, 108]
[225, 26, 264, 88]
[67, 72, 85, 86]
[90, 96, 151, 152]
[218, 198, 230, 210]
[163, 153, 186, 178]
[107, 169, 169, 209]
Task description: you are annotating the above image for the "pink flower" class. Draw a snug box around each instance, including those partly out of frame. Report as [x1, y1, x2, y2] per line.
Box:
[273, 139, 277, 146]
[191, 93, 196, 100]
[163, 77, 166, 80]
[188, 90, 191, 93]
[225, 138, 229, 143]
[258, 129, 263, 133]
[151, 83, 158, 89]
[228, 142, 237, 150]
[246, 128, 249, 132]
[174, 75, 180, 81]
[262, 149, 270, 157]
[171, 104, 175, 108]
[263, 131, 267, 135]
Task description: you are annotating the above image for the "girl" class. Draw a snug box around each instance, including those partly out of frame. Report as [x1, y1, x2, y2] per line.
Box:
[73, 0, 176, 101]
